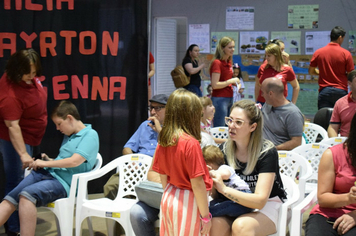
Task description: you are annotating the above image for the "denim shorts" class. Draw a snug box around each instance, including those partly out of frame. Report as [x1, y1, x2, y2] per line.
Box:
[4, 169, 67, 208]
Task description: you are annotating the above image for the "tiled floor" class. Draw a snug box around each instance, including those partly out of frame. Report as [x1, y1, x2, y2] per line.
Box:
[0, 194, 313, 236]
[0, 194, 108, 236]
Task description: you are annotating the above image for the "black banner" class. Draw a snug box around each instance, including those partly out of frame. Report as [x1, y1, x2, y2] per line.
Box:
[0, 0, 148, 193]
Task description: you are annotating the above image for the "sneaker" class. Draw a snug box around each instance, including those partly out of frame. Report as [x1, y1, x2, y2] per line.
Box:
[7, 231, 20, 236]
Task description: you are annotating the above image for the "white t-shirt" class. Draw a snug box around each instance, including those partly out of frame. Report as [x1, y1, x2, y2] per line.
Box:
[218, 164, 250, 191]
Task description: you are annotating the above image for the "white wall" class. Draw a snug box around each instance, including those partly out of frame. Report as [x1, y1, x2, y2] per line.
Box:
[150, 0, 356, 53]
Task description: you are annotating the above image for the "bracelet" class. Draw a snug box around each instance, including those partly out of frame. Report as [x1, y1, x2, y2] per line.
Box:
[200, 213, 212, 223]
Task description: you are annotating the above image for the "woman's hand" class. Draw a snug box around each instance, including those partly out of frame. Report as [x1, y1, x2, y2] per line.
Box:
[210, 170, 226, 194]
[20, 153, 34, 169]
[334, 211, 356, 235]
[348, 186, 356, 203]
[229, 77, 240, 86]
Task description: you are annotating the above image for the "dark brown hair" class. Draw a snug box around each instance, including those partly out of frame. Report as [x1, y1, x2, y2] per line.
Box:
[345, 113, 356, 168]
[5, 48, 42, 83]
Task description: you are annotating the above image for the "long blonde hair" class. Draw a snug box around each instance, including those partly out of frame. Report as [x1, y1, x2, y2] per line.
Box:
[212, 36, 234, 62]
[158, 89, 202, 146]
[264, 43, 285, 72]
[222, 100, 274, 175]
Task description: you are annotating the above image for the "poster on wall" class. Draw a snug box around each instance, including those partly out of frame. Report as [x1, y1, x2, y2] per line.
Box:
[0, 0, 149, 193]
[226, 6, 254, 30]
[349, 30, 356, 55]
[305, 31, 329, 55]
[211, 32, 239, 54]
[239, 31, 269, 54]
[270, 31, 301, 55]
[288, 5, 319, 29]
[189, 24, 210, 53]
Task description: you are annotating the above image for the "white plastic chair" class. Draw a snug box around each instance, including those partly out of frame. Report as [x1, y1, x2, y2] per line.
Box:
[278, 150, 313, 206]
[290, 189, 318, 236]
[320, 136, 347, 146]
[269, 174, 300, 236]
[210, 126, 229, 139]
[45, 153, 103, 236]
[292, 143, 331, 194]
[303, 122, 328, 143]
[75, 154, 152, 236]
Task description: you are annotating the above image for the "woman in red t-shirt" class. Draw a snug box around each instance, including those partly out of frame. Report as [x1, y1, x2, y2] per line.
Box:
[0, 49, 47, 234]
[210, 36, 241, 127]
[255, 43, 300, 105]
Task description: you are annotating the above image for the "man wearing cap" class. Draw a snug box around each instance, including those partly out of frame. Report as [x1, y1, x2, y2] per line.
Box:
[103, 94, 168, 235]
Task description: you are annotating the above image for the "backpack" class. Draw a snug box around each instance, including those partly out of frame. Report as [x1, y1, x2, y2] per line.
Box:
[170, 65, 190, 88]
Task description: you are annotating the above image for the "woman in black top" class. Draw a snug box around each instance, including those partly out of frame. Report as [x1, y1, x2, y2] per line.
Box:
[182, 44, 205, 97]
[210, 100, 286, 236]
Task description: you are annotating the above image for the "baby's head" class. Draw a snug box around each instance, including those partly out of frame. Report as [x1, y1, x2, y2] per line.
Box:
[202, 145, 225, 170]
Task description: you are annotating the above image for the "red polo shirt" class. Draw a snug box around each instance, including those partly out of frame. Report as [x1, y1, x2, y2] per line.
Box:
[210, 59, 233, 98]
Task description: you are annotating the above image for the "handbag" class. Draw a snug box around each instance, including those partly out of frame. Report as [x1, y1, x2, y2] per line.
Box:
[135, 180, 163, 209]
[171, 65, 190, 88]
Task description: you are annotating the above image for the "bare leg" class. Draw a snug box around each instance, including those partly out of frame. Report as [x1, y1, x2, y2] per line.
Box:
[18, 196, 37, 236]
[232, 212, 276, 236]
[210, 216, 232, 236]
[0, 200, 16, 226]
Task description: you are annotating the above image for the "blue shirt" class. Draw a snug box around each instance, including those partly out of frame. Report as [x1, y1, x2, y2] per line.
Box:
[47, 124, 99, 195]
[124, 120, 158, 157]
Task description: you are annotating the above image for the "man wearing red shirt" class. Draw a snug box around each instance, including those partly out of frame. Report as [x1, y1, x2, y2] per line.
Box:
[328, 70, 356, 137]
[309, 26, 355, 110]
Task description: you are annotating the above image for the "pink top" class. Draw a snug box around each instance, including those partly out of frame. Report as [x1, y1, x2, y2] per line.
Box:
[310, 143, 356, 218]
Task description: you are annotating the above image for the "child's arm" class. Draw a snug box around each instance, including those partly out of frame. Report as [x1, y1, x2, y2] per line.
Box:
[160, 174, 168, 189]
[191, 176, 211, 235]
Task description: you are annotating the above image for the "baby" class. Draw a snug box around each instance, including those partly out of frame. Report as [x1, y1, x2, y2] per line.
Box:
[203, 145, 253, 217]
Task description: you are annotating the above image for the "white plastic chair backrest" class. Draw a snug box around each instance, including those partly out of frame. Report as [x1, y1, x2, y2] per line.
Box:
[117, 154, 152, 199]
[66, 153, 103, 200]
[271, 174, 300, 236]
[210, 126, 229, 139]
[278, 151, 313, 205]
[292, 143, 331, 182]
[303, 122, 328, 143]
[320, 136, 347, 146]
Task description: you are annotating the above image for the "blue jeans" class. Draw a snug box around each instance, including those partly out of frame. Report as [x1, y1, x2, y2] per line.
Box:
[211, 96, 233, 127]
[130, 201, 160, 236]
[184, 84, 202, 97]
[209, 189, 252, 217]
[4, 169, 66, 207]
[318, 87, 348, 110]
[0, 139, 33, 232]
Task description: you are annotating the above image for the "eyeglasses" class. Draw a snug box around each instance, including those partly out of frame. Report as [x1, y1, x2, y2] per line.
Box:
[149, 105, 165, 112]
[225, 117, 245, 128]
